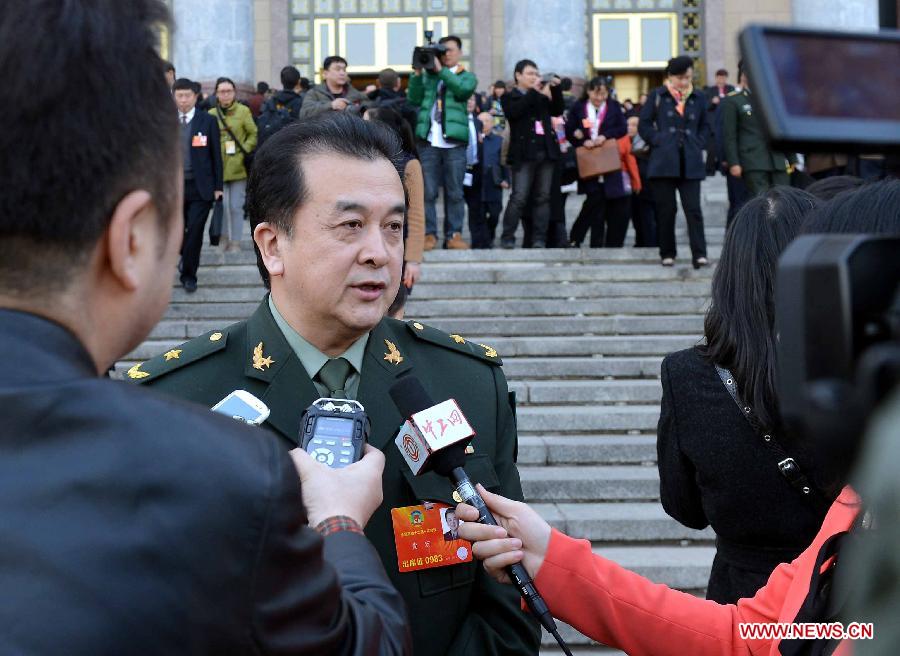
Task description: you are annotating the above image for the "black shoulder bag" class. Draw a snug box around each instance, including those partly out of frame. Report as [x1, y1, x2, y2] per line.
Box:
[715, 365, 831, 514]
[215, 105, 254, 174]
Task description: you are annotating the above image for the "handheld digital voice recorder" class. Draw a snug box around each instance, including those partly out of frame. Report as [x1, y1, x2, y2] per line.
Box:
[300, 398, 370, 469]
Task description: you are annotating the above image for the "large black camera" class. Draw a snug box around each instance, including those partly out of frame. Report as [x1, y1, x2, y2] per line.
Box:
[411, 30, 447, 73]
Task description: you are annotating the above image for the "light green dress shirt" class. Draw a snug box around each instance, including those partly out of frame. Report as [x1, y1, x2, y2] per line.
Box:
[268, 295, 369, 399]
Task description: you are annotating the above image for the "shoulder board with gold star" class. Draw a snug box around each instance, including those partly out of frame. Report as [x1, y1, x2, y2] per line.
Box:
[125, 328, 229, 384]
[405, 320, 502, 366]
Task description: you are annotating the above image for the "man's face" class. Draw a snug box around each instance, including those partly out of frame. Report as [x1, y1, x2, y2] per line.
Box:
[270, 153, 405, 339]
[324, 61, 348, 87]
[445, 510, 459, 530]
[716, 74, 728, 87]
[174, 89, 197, 114]
[588, 85, 609, 106]
[440, 40, 461, 68]
[517, 65, 540, 90]
[478, 112, 493, 135]
[668, 69, 693, 92]
[466, 96, 477, 114]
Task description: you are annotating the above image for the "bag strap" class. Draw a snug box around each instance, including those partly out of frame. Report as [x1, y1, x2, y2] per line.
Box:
[715, 364, 830, 512]
[215, 106, 251, 157]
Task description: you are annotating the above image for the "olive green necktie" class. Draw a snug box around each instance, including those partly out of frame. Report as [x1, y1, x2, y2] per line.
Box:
[317, 357, 353, 398]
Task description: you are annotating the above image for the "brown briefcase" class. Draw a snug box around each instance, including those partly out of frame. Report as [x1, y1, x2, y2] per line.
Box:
[575, 139, 621, 179]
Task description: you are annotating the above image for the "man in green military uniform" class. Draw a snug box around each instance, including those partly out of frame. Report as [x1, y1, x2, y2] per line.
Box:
[722, 62, 797, 197]
[130, 113, 540, 656]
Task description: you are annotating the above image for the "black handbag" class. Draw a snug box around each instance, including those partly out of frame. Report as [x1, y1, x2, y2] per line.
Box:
[208, 198, 224, 246]
[215, 105, 254, 174]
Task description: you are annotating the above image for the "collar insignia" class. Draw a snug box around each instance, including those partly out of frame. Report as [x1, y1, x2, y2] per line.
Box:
[478, 343, 498, 358]
[252, 342, 275, 371]
[383, 339, 404, 365]
[127, 362, 150, 380]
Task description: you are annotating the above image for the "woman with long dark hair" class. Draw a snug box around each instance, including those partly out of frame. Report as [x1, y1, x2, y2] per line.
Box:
[363, 106, 425, 311]
[656, 186, 822, 604]
[565, 77, 636, 247]
[454, 180, 900, 656]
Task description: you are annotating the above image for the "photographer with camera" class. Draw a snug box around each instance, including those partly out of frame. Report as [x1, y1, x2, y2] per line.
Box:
[498, 60, 565, 249]
[407, 33, 477, 251]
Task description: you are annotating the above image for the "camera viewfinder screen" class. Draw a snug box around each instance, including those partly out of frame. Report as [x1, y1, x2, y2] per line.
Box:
[316, 416, 355, 439]
[765, 33, 900, 121]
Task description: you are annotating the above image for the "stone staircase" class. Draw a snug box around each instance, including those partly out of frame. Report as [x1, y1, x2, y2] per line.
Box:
[119, 177, 730, 654]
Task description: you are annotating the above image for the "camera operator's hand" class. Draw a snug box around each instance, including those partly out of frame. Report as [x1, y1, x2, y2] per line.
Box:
[729, 164, 742, 178]
[331, 97, 350, 111]
[548, 75, 561, 87]
[540, 82, 552, 99]
[290, 444, 385, 528]
[456, 484, 551, 584]
[432, 56, 443, 73]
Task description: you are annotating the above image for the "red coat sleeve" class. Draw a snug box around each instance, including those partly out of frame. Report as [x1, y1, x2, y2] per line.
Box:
[533, 488, 860, 656]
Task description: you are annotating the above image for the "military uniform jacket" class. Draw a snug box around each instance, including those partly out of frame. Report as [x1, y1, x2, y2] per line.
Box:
[132, 297, 541, 656]
[721, 89, 796, 172]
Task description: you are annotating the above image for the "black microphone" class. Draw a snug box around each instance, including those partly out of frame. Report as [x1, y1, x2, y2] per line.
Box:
[389, 376, 572, 656]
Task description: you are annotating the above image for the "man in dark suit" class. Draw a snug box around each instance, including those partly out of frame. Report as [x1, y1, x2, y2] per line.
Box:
[174, 77, 223, 293]
[703, 69, 735, 176]
[0, 2, 408, 654]
[134, 113, 542, 656]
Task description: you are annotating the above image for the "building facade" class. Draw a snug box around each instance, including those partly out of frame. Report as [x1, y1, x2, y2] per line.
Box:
[162, 0, 878, 98]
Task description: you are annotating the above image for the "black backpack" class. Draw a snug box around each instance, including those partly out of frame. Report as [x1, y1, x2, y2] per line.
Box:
[256, 98, 295, 146]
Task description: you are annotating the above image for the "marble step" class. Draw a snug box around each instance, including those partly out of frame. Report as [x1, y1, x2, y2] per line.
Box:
[509, 379, 661, 405]
[517, 435, 658, 466]
[501, 356, 663, 380]
[520, 465, 660, 502]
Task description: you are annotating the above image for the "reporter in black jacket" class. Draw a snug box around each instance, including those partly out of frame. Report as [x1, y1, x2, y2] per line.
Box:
[657, 186, 823, 604]
[0, 3, 408, 654]
[638, 56, 710, 268]
[498, 59, 565, 248]
[565, 77, 629, 247]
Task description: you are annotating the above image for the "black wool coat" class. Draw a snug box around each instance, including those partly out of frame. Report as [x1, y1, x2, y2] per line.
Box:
[638, 85, 710, 180]
[657, 347, 828, 604]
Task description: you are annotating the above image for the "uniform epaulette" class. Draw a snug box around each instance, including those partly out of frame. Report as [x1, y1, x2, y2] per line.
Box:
[124, 329, 230, 384]
[405, 321, 502, 366]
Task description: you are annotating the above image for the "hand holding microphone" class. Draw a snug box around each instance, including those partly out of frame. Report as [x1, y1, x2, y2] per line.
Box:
[455, 484, 551, 585]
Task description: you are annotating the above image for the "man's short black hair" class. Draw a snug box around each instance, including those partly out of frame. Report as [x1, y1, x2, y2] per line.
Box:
[666, 55, 694, 76]
[256, 81, 270, 94]
[0, 0, 178, 296]
[280, 65, 300, 90]
[715, 68, 729, 77]
[246, 112, 406, 288]
[173, 77, 196, 92]
[378, 68, 399, 89]
[493, 79, 506, 89]
[299, 77, 311, 91]
[514, 59, 537, 77]
[438, 35, 462, 50]
[323, 55, 348, 71]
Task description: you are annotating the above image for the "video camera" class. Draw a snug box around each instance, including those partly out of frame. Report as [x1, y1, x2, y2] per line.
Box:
[740, 25, 900, 464]
[412, 30, 447, 73]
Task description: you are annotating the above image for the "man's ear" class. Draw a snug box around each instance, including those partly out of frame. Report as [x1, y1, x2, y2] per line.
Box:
[105, 190, 155, 291]
[253, 222, 285, 280]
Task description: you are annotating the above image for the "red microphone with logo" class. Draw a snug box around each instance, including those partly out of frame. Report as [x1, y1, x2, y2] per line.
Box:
[389, 375, 573, 656]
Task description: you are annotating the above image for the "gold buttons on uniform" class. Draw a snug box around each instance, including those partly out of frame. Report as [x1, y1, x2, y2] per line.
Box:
[413, 322, 424, 330]
[210, 332, 223, 341]
[452, 491, 463, 504]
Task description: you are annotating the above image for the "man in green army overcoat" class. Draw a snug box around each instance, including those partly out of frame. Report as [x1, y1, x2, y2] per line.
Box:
[129, 113, 541, 656]
[722, 62, 797, 197]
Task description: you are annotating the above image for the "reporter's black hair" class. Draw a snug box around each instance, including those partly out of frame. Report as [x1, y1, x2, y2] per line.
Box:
[280, 65, 300, 90]
[0, 0, 178, 297]
[513, 59, 538, 83]
[323, 55, 348, 70]
[364, 106, 418, 159]
[580, 76, 610, 102]
[173, 77, 196, 92]
[804, 175, 865, 202]
[439, 35, 462, 50]
[699, 186, 819, 431]
[666, 55, 694, 76]
[163, 59, 175, 73]
[215, 76, 236, 92]
[246, 112, 405, 288]
[801, 178, 900, 235]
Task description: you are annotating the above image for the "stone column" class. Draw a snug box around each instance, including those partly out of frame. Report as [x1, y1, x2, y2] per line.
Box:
[172, 0, 255, 91]
[791, 0, 879, 29]
[503, 0, 587, 79]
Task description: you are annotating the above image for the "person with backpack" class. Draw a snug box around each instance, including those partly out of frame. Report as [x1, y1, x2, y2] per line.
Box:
[257, 65, 304, 147]
[210, 77, 257, 253]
